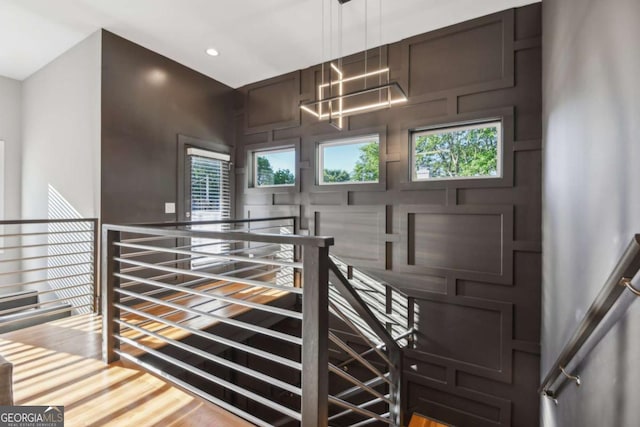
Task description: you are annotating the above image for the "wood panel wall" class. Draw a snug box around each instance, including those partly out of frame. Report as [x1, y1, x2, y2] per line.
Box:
[234, 5, 542, 426]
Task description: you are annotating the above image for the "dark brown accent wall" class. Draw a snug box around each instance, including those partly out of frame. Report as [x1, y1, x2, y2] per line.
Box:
[234, 5, 542, 426]
[101, 31, 235, 224]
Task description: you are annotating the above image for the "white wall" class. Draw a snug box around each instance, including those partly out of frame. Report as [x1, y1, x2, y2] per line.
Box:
[0, 75, 22, 220]
[21, 30, 101, 219]
[542, 0, 640, 425]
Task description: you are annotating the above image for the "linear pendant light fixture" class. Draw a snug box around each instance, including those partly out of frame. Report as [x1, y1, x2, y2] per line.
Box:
[300, 0, 408, 129]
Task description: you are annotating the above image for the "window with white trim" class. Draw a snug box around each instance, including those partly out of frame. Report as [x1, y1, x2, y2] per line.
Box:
[411, 121, 502, 181]
[253, 147, 296, 188]
[318, 134, 380, 185]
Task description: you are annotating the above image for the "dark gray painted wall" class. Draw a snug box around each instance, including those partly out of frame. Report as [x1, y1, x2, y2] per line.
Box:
[542, 0, 640, 425]
[101, 31, 235, 224]
[236, 5, 542, 426]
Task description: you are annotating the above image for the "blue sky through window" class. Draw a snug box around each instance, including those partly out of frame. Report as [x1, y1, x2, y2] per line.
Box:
[322, 143, 364, 172]
[260, 150, 295, 171]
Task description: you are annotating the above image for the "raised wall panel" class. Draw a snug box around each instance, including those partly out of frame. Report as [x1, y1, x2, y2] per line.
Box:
[409, 295, 514, 382]
[396, 205, 514, 284]
[311, 205, 386, 268]
[403, 11, 514, 102]
[244, 72, 300, 133]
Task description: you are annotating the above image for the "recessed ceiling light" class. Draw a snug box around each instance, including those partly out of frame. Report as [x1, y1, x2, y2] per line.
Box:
[205, 48, 219, 57]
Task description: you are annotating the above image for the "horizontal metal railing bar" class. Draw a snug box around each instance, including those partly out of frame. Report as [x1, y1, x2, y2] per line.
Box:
[0, 251, 93, 264]
[115, 286, 302, 346]
[119, 276, 280, 335]
[115, 350, 273, 427]
[114, 298, 301, 369]
[329, 295, 386, 344]
[338, 328, 414, 368]
[0, 283, 94, 305]
[0, 304, 88, 327]
[0, 261, 92, 278]
[103, 223, 332, 248]
[120, 235, 176, 244]
[119, 262, 282, 303]
[119, 261, 290, 331]
[0, 293, 93, 316]
[120, 242, 281, 262]
[115, 334, 302, 421]
[329, 260, 401, 355]
[330, 301, 393, 367]
[329, 332, 391, 386]
[332, 287, 406, 328]
[330, 287, 403, 332]
[0, 229, 93, 238]
[331, 255, 409, 298]
[114, 271, 300, 319]
[114, 257, 303, 297]
[0, 219, 97, 225]
[539, 234, 640, 397]
[1, 240, 94, 251]
[119, 272, 179, 288]
[329, 364, 392, 405]
[115, 241, 301, 268]
[224, 224, 294, 233]
[350, 413, 391, 427]
[334, 373, 390, 400]
[328, 396, 392, 425]
[328, 396, 388, 421]
[0, 272, 93, 290]
[115, 317, 302, 396]
[130, 216, 295, 228]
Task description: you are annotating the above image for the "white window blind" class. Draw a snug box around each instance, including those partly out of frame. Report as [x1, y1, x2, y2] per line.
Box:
[188, 151, 231, 266]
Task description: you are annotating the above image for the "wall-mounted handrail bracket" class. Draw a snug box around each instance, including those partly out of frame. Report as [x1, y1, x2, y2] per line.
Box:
[559, 366, 581, 386]
[542, 389, 558, 406]
[538, 234, 640, 401]
[620, 277, 640, 297]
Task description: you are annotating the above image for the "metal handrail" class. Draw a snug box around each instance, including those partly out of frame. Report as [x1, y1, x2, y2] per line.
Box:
[103, 222, 333, 248]
[128, 215, 298, 228]
[539, 234, 640, 399]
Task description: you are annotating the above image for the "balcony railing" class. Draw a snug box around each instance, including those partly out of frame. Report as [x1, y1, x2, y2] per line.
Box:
[0, 218, 98, 333]
[101, 217, 406, 426]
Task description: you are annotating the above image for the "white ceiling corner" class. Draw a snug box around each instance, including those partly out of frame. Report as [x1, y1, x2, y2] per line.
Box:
[0, 0, 540, 88]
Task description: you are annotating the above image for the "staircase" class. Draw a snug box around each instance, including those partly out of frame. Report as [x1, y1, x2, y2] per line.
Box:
[101, 217, 414, 426]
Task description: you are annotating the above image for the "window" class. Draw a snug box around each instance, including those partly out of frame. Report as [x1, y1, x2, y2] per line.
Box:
[412, 121, 502, 181]
[318, 135, 380, 185]
[186, 147, 231, 266]
[253, 148, 296, 187]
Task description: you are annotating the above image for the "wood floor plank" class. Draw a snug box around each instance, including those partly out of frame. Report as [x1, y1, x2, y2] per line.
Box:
[0, 314, 252, 427]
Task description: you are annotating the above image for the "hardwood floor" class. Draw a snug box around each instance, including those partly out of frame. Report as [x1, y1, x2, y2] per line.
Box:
[0, 314, 252, 427]
[408, 413, 450, 427]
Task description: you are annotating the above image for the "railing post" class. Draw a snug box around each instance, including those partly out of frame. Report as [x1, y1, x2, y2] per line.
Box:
[92, 219, 100, 313]
[102, 228, 121, 364]
[389, 349, 403, 426]
[301, 244, 329, 427]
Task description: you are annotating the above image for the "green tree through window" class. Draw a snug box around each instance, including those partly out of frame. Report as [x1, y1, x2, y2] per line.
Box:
[352, 142, 379, 182]
[255, 150, 295, 186]
[414, 123, 500, 180]
[320, 138, 379, 184]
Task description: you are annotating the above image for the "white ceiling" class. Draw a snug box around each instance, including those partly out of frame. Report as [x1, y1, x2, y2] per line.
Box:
[0, 0, 539, 88]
